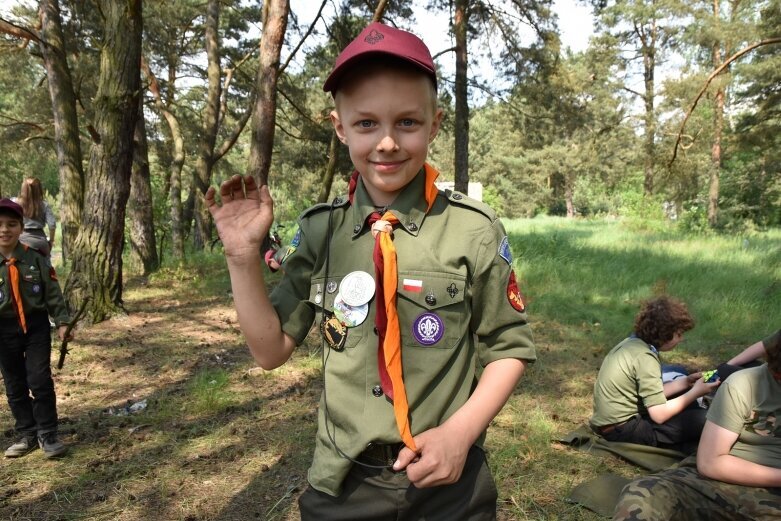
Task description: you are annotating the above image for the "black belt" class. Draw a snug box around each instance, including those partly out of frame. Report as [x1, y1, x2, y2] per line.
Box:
[596, 419, 630, 435]
[358, 442, 404, 466]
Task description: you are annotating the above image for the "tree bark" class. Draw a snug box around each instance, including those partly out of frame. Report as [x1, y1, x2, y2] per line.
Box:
[317, 132, 339, 203]
[453, 0, 469, 194]
[641, 19, 657, 196]
[245, 0, 289, 185]
[129, 101, 159, 275]
[64, 0, 142, 323]
[141, 57, 185, 259]
[39, 0, 84, 263]
[708, 0, 724, 227]
[193, 0, 222, 250]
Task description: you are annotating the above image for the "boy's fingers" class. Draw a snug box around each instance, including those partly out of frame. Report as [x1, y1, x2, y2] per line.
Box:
[393, 446, 418, 471]
[219, 175, 242, 199]
[244, 175, 258, 193]
[259, 184, 273, 209]
[204, 187, 217, 207]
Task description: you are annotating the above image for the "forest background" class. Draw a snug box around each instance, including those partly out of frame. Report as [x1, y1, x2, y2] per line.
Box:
[0, 0, 778, 322]
[0, 1, 779, 520]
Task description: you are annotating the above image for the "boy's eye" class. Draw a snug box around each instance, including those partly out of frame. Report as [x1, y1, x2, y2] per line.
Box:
[399, 119, 417, 127]
[357, 120, 375, 128]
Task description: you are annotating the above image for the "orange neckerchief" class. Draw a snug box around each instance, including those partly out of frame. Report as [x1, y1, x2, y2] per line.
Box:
[351, 164, 439, 452]
[4, 257, 27, 334]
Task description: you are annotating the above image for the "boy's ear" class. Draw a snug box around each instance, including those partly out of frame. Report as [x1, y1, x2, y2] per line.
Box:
[330, 110, 348, 144]
[429, 108, 444, 143]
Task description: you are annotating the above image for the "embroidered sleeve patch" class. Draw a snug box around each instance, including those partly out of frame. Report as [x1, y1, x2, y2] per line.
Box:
[507, 270, 525, 312]
[49, 267, 58, 281]
[290, 228, 302, 248]
[498, 236, 512, 265]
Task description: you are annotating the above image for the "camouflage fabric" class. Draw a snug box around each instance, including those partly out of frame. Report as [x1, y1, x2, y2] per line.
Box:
[613, 457, 781, 521]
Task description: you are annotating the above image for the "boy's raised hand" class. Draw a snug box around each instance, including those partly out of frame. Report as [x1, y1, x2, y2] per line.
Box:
[205, 175, 273, 258]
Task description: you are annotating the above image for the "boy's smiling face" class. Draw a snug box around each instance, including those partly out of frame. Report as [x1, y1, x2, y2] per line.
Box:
[0, 213, 22, 254]
[331, 67, 443, 207]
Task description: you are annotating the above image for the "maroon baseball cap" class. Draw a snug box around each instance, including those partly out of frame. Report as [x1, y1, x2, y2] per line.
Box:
[323, 22, 436, 94]
[0, 198, 23, 220]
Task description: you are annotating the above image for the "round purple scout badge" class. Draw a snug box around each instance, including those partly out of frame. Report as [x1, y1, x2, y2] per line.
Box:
[412, 312, 444, 346]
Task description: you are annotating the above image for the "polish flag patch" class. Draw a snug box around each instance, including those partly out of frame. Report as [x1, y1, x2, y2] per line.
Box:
[402, 279, 423, 292]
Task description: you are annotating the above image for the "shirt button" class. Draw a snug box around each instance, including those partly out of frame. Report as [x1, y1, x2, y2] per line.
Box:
[425, 294, 436, 305]
[353, 224, 361, 233]
[334, 197, 342, 204]
[372, 385, 383, 397]
[453, 193, 463, 200]
[408, 222, 418, 231]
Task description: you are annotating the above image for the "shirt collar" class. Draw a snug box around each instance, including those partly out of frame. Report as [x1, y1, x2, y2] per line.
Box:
[351, 169, 430, 238]
[1, 243, 28, 263]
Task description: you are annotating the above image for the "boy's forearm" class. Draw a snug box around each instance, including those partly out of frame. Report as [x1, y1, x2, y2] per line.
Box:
[727, 341, 765, 366]
[226, 252, 293, 369]
[698, 453, 781, 487]
[441, 358, 527, 446]
[662, 377, 690, 397]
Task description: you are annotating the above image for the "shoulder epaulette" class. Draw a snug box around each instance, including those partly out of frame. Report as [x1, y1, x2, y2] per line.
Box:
[442, 189, 496, 221]
[298, 196, 350, 220]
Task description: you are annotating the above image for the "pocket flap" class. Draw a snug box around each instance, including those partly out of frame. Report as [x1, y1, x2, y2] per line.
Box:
[396, 272, 465, 310]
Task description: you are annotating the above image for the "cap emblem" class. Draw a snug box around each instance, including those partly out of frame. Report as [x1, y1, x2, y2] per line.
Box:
[364, 29, 384, 45]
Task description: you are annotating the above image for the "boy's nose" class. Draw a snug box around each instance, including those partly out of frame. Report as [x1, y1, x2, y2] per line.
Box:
[376, 134, 400, 152]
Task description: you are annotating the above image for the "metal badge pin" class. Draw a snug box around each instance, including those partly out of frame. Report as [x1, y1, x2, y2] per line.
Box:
[339, 271, 376, 307]
[314, 284, 323, 304]
[326, 281, 338, 294]
[425, 292, 436, 306]
[320, 315, 347, 351]
[333, 293, 369, 327]
[447, 283, 459, 299]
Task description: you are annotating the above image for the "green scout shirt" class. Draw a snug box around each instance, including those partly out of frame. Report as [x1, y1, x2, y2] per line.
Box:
[590, 336, 667, 429]
[0, 243, 70, 326]
[270, 170, 536, 496]
[707, 364, 781, 469]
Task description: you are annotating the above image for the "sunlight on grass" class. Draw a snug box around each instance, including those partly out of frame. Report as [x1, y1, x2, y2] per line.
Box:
[188, 369, 234, 414]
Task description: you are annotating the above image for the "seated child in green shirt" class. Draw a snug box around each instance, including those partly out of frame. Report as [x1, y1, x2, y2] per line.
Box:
[590, 296, 720, 453]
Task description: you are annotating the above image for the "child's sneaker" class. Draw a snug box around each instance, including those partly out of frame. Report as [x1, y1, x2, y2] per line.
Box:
[4, 435, 38, 458]
[38, 433, 67, 458]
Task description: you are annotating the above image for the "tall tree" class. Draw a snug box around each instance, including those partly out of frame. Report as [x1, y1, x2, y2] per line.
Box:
[38, 0, 84, 260]
[453, 0, 469, 193]
[64, 0, 142, 322]
[246, 0, 289, 185]
[593, 0, 686, 195]
[128, 101, 159, 275]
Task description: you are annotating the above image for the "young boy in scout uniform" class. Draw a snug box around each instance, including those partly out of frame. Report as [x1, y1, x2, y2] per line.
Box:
[0, 198, 71, 458]
[206, 22, 536, 520]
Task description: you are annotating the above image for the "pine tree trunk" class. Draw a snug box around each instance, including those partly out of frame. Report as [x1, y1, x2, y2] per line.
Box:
[453, 0, 469, 194]
[246, 0, 289, 184]
[193, 0, 222, 250]
[317, 133, 339, 204]
[39, 0, 84, 263]
[708, 0, 723, 228]
[129, 102, 159, 275]
[64, 0, 142, 323]
[642, 26, 656, 196]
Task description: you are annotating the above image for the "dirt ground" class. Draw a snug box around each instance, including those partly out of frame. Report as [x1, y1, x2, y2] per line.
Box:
[0, 272, 318, 521]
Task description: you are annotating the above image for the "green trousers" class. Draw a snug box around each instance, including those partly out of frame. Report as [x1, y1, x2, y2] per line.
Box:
[298, 445, 497, 521]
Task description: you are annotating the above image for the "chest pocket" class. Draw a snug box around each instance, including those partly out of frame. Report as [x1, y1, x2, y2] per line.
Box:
[20, 266, 43, 301]
[396, 271, 467, 350]
[309, 276, 365, 349]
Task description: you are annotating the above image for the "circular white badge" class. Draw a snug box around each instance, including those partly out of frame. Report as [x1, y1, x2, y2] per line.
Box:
[339, 271, 376, 307]
[333, 293, 369, 327]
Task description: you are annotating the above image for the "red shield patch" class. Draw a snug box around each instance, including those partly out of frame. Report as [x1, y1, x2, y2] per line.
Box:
[49, 267, 58, 281]
[507, 270, 525, 312]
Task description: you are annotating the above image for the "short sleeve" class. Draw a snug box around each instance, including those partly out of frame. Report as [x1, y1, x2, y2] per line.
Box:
[269, 224, 317, 345]
[707, 376, 751, 434]
[470, 218, 536, 366]
[44, 203, 56, 228]
[635, 351, 667, 408]
[762, 330, 781, 354]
